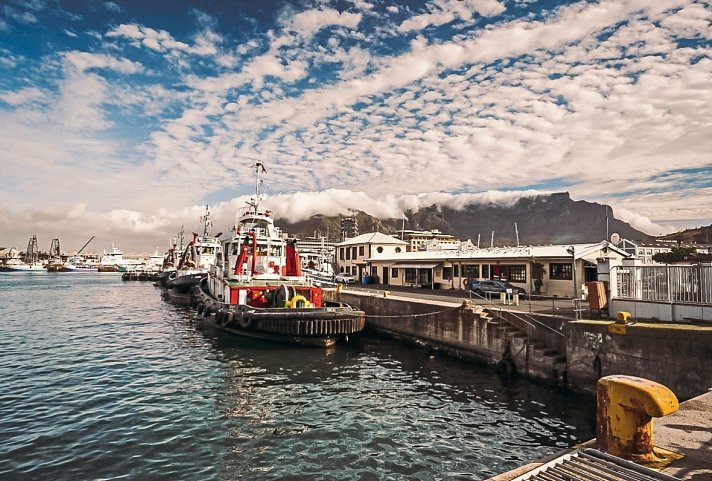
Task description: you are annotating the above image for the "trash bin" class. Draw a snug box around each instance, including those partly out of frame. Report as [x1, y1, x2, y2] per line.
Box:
[362, 275, 369, 285]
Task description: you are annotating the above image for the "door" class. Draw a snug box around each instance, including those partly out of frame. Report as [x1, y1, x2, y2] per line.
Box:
[383, 266, 389, 285]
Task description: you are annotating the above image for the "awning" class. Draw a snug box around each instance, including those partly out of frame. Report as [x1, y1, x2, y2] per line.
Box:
[390, 263, 440, 269]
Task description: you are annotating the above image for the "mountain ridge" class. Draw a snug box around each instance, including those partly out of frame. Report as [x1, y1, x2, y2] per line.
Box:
[278, 192, 652, 245]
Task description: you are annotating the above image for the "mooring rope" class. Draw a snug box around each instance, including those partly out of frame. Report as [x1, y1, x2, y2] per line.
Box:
[362, 305, 463, 318]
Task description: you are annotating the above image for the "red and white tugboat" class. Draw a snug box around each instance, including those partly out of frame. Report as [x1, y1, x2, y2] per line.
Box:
[191, 162, 365, 348]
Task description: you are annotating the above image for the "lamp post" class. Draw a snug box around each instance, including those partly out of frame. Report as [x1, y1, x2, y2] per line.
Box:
[567, 245, 577, 299]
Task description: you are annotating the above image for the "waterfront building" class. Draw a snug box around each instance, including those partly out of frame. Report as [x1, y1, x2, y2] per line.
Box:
[340, 216, 359, 240]
[366, 241, 629, 298]
[396, 229, 460, 252]
[335, 232, 408, 280]
[615, 238, 678, 264]
[295, 235, 336, 270]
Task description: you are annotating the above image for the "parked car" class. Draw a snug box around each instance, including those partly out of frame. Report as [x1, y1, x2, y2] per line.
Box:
[470, 280, 526, 296]
[334, 273, 356, 284]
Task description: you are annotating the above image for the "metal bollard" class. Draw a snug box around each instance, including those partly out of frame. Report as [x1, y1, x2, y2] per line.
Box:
[596, 375, 678, 463]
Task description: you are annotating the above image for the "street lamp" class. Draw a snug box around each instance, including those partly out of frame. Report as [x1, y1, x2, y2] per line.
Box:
[566, 245, 577, 299]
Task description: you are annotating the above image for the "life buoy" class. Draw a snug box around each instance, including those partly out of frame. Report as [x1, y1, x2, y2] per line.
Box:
[286, 294, 311, 308]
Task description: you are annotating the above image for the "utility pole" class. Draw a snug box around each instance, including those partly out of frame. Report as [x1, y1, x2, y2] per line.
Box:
[567, 245, 577, 299]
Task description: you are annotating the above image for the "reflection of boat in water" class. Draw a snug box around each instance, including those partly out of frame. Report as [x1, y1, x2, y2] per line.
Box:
[1, 236, 45, 272]
[191, 162, 365, 348]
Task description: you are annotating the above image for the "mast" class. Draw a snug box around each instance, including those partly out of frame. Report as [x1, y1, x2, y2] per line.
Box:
[251, 162, 267, 213]
[201, 205, 212, 237]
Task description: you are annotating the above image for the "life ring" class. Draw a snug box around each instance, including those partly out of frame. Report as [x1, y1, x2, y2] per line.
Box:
[286, 294, 311, 308]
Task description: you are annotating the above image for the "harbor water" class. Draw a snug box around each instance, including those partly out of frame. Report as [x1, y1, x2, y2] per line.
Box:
[0, 273, 595, 480]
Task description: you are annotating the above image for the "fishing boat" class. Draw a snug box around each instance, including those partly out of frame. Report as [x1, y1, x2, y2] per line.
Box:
[166, 207, 222, 297]
[97, 245, 125, 272]
[191, 162, 365, 348]
[1, 236, 45, 272]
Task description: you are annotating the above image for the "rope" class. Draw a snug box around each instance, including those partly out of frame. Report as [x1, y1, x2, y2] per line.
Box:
[362, 306, 463, 319]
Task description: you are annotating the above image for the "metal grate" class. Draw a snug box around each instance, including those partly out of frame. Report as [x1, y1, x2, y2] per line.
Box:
[509, 448, 683, 481]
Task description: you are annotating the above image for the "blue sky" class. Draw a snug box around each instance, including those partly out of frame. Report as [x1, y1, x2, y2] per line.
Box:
[1, 0, 711, 252]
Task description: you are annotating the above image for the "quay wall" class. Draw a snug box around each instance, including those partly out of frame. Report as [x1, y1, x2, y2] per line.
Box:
[330, 290, 568, 387]
[329, 289, 712, 400]
[567, 320, 712, 401]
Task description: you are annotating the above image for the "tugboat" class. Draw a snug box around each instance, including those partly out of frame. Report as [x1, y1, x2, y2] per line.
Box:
[166, 206, 222, 298]
[191, 162, 365, 348]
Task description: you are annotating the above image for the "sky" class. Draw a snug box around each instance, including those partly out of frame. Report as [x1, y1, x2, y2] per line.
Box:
[0, 0, 711, 253]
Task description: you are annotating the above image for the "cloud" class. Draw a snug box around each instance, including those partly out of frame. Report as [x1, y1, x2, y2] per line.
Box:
[104, 2, 122, 13]
[63, 51, 143, 74]
[398, 0, 505, 33]
[287, 8, 363, 38]
[105, 23, 223, 58]
[0, 87, 46, 106]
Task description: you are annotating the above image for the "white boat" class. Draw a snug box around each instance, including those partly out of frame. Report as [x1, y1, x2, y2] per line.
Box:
[166, 207, 222, 296]
[1, 236, 45, 272]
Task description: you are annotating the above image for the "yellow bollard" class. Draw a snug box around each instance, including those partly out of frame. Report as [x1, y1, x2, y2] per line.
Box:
[617, 311, 631, 322]
[383, 291, 390, 298]
[596, 375, 678, 463]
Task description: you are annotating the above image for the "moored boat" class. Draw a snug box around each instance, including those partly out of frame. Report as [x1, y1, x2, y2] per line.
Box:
[165, 207, 221, 298]
[1, 237, 45, 272]
[191, 162, 365, 348]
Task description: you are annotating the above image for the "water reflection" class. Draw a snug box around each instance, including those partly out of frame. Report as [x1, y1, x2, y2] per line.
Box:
[196, 319, 594, 481]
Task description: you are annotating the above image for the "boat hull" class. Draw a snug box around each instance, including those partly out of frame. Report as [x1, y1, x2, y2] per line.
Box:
[191, 281, 365, 348]
[168, 272, 206, 294]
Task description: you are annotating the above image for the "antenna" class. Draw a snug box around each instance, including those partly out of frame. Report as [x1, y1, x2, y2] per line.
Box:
[610, 232, 620, 245]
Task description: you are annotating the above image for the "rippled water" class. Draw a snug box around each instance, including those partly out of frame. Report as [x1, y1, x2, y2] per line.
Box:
[0, 273, 594, 480]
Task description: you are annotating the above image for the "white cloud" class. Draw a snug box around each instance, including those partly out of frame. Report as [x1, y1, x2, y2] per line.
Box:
[398, 0, 505, 33]
[63, 51, 143, 74]
[287, 8, 363, 38]
[0, 87, 46, 106]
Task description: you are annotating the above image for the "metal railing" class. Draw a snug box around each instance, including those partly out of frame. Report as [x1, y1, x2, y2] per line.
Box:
[614, 264, 712, 305]
[469, 289, 565, 339]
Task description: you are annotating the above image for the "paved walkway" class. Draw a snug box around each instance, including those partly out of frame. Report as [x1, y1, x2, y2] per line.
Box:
[343, 283, 598, 320]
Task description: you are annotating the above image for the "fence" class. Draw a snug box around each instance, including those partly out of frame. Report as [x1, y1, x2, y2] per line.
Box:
[614, 264, 712, 305]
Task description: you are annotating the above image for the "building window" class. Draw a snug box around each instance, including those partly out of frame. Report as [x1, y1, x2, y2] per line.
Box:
[509, 265, 526, 282]
[550, 263, 572, 280]
[359, 246, 364, 256]
[395, 247, 401, 253]
[391, 268, 398, 278]
[352, 246, 357, 259]
[443, 267, 452, 280]
[453, 265, 459, 277]
[339, 248, 344, 261]
[377, 246, 383, 253]
[465, 265, 479, 279]
[345, 248, 350, 260]
[405, 268, 417, 283]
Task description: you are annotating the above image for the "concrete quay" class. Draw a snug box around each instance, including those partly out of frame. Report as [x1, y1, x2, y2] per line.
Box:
[330, 284, 712, 400]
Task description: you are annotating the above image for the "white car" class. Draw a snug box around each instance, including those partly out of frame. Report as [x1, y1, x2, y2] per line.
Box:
[334, 273, 356, 284]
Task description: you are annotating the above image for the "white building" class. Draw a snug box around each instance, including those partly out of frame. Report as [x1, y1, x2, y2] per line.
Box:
[335, 232, 408, 280]
[366, 241, 629, 298]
